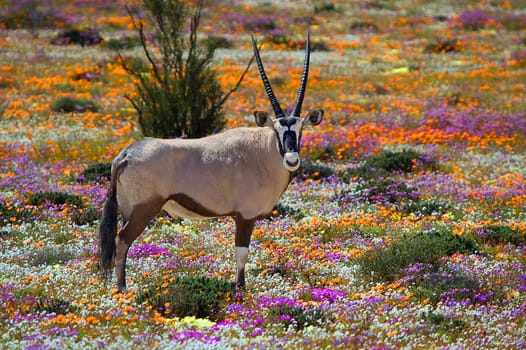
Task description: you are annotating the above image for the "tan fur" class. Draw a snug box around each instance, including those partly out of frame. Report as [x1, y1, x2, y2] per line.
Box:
[114, 126, 289, 221]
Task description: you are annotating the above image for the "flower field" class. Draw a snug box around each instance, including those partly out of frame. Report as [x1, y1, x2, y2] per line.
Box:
[1, 0, 526, 348]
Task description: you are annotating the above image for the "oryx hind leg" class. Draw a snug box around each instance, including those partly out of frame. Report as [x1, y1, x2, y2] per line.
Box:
[115, 199, 163, 293]
[234, 216, 256, 289]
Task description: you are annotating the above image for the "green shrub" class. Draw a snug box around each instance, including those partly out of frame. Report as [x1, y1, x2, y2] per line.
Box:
[118, 56, 148, 74]
[50, 28, 103, 46]
[340, 178, 417, 205]
[51, 96, 100, 113]
[102, 36, 141, 51]
[53, 232, 75, 245]
[421, 311, 466, 332]
[402, 199, 451, 217]
[357, 228, 478, 282]
[476, 225, 526, 245]
[123, 0, 251, 138]
[0, 202, 33, 226]
[294, 161, 335, 181]
[344, 149, 435, 180]
[78, 162, 111, 183]
[424, 38, 460, 53]
[268, 305, 327, 330]
[366, 149, 428, 173]
[29, 246, 77, 266]
[412, 273, 484, 305]
[204, 36, 233, 49]
[70, 206, 99, 226]
[350, 20, 379, 32]
[27, 192, 84, 208]
[314, 2, 337, 14]
[270, 202, 303, 220]
[31, 297, 77, 315]
[0, 2, 66, 29]
[136, 275, 234, 321]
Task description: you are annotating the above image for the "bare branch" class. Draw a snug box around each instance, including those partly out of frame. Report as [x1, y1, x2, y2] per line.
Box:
[217, 53, 256, 108]
[125, 4, 162, 85]
[185, 0, 203, 75]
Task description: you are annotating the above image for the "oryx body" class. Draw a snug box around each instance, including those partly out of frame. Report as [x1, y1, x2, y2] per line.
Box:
[99, 33, 323, 293]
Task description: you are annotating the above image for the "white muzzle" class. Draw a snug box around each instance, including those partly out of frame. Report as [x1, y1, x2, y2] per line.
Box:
[283, 152, 300, 171]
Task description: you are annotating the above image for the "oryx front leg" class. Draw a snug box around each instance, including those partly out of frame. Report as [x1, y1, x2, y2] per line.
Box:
[235, 246, 249, 289]
[234, 216, 256, 289]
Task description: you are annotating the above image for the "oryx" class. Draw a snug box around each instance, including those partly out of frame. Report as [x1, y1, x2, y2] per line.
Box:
[99, 33, 324, 293]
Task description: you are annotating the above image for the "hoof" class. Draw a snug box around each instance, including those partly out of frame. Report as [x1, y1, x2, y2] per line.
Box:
[234, 281, 246, 291]
[234, 282, 246, 302]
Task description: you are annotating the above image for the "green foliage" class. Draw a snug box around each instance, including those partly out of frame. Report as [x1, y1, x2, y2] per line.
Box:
[357, 228, 478, 282]
[338, 178, 417, 205]
[265, 264, 296, 280]
[312, 222, 352, 244]
[78, 162, 112, 183]
[343, 149, 435, 181]
[412, 273, 485, 305]
[27, 192, 84, 208]
[0, 1, 64, 29]
[476, 225, 526, 245]
[402, 199, 451, 217]
[314, 2, 337, 14]
[123, 0, 250, 138]
[29, 246, 77, 266]
[51, 96, 100, 113]
[365, 149, 430, 173]
[50, 29, 103, 46]
[31, 297, 77, 315]
[294, 161, 336, 181]
[0, 202, 33, 226]
[424, 38, 459, 54]
[421, 311, 466, 333]
[53, 232, 76, 245]
[270, 202, 303, 220]
[204, 36, 233, 49]
[70, 206, 99, 226]
[119, 56, 148, 74]
[136, 275, 234, 321]
[265, 33, 290, 46]
[102, 36, 141, 51]
[350, 20, 379, 33]
[268, 305, 327, 330]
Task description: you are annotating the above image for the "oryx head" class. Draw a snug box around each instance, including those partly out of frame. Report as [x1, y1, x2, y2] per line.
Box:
[252, 33, 324, 172]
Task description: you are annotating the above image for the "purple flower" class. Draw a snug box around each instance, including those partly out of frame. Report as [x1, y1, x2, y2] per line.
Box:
[455, 9, 492, 29]
[279, 314, 294, 323]
[172, 330, 220, 344]
[308, 288, 347, 303]
[128, 244, 172, 259]
[364, 295, 384, 304]
[256, 296, 301, 309]
[251, 328, 265, 337]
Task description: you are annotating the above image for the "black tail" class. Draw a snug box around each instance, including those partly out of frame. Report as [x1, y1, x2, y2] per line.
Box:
[99, 185, 118, 281]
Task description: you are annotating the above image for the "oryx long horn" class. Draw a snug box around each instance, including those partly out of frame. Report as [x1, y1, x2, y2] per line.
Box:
[291, 32, 311, 118]
[251, 35, 285, 118]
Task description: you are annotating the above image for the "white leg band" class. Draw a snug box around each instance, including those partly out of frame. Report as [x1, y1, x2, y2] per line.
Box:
[235, 246, 249, 271]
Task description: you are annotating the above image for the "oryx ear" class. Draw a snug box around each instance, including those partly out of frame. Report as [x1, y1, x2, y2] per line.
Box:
[303, 109, 324, 126]
[254, 111, 273, 127]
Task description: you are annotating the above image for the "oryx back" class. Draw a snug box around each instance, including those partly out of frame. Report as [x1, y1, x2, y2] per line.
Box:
[114, 127, 290, 222]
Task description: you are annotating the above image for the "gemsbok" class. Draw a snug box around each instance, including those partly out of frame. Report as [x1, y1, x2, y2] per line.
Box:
[99, 33, 324, 293]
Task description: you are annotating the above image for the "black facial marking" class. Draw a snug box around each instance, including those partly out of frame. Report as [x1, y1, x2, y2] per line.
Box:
[279, 117, 298, 127]
[283, 130, 298, 153]
[285, 158, 299, 168]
